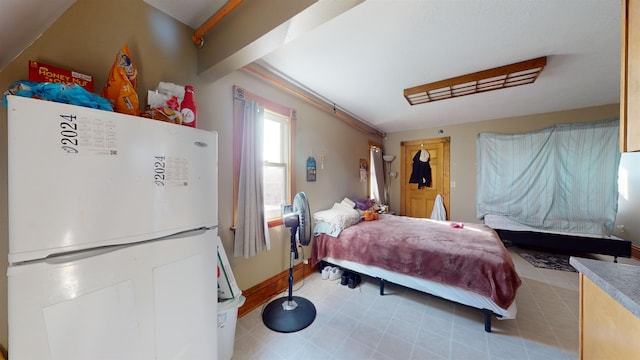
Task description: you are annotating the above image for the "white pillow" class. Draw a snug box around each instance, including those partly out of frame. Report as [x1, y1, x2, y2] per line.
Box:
[340, 197, 356, 209]
[313, 202, 360, 236]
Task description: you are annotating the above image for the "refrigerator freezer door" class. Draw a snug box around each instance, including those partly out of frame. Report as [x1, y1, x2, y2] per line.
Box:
[7, 96, 218, 263]
[7, 229, 217, 360]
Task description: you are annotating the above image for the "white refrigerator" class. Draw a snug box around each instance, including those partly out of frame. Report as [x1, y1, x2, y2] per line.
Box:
[6, 95, 218, 359]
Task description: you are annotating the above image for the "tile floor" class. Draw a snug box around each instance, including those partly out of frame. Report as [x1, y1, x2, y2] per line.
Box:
[231, 249, 636, 360]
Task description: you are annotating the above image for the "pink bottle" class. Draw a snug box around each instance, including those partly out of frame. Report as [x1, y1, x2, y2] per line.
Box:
[181, 85, 197, 128]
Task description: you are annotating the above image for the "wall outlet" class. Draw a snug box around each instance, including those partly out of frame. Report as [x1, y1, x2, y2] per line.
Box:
[303, 258, 309, 264]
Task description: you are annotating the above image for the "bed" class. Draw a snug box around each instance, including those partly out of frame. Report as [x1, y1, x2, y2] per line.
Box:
[483, 214, 632, 261]
[311, 213, 521, 332]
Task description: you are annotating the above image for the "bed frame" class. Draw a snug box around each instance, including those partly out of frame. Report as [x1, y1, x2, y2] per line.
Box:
[494, 229, 631, 262]
[317, 258, 513, 332]
[482, 214, 631, 262]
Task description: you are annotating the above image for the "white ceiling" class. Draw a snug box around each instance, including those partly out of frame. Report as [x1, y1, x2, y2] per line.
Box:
[258, 0, 622, 133]
[1, 0, 622, 134]
[141, 0, 228, 33]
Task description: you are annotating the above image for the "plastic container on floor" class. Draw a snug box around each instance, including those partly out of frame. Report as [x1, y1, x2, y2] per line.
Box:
[217, 295, 245, 360]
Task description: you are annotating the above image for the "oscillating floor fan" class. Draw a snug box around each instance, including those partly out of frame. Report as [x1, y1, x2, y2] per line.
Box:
[262, 192, 317, 333]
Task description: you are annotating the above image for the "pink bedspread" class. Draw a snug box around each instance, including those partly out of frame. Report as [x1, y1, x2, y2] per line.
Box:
[312, 214, 521, 309]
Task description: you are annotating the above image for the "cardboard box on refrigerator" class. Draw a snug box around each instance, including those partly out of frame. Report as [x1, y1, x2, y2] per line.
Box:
[217, 236, 241, 301]
[28, 60, 94, 92]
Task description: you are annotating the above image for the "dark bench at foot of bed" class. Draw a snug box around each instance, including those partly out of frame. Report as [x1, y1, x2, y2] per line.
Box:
[495, 229, 632, 262]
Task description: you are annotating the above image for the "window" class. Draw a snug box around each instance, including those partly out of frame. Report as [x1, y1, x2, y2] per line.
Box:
[263, 110, 290, 221]
[233, 85, 295, 229]
[368, 142, 384, 203]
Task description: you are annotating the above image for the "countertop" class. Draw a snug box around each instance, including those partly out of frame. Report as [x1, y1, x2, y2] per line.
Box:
[570, 257, 640, 318]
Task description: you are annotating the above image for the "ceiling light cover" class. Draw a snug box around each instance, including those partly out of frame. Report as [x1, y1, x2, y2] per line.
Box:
[404, 57, 547, 105]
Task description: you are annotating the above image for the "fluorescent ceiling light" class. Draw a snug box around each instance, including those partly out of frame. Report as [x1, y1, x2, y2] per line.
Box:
[404, 56, 547, 105]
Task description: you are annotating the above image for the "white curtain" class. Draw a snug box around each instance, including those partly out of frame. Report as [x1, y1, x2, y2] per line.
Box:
[234, 100, 271, 258]
[476, 119, 620, 235]
[370, 146, 385, 203]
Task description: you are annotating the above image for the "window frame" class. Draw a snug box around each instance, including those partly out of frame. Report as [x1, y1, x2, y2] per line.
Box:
[262, 109, 291, 223]
[233, 85, 296, 229]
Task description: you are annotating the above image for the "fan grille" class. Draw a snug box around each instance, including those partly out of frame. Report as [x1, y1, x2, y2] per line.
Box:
[292, 192, 312, 245]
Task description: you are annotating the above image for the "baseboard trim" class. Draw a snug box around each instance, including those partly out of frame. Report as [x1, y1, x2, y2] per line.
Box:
[238, 261, 318, 318]
[632, 244, 640, 261]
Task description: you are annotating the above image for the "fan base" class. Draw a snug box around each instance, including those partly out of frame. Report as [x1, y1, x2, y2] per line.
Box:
[262, 296, 316, 333]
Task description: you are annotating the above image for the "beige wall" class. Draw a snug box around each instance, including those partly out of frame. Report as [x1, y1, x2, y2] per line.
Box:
[384, 104, 620, 223]
[0, 0, 379, 352]
[208, 70, 378, 289]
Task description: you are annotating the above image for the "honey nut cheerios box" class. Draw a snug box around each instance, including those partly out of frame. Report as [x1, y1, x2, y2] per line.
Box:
[29, 60, 94, 93]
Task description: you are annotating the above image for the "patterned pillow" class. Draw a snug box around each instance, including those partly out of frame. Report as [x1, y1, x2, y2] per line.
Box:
[354, 198, 376, 211]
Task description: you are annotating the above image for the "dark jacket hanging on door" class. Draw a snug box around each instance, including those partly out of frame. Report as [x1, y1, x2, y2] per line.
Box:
[409, 149, 432, 189]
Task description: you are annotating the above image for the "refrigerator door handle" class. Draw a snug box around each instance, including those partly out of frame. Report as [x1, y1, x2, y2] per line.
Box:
[45, 244, 129, 264]
[161, 226, 216, 240]
[43, 226, 218, 264]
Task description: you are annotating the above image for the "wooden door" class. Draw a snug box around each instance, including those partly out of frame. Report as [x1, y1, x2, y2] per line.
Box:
[400, 137, 450, 219]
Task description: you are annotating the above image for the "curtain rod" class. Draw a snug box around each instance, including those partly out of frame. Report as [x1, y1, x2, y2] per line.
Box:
[192, 0, 243, 47]
[243, 63, 385, 138]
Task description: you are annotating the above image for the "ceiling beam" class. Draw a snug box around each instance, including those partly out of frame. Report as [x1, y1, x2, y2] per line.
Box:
[197, 0, 364, 81]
